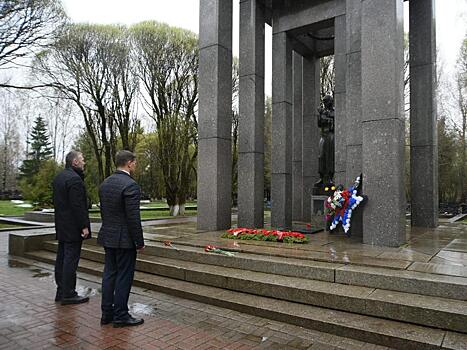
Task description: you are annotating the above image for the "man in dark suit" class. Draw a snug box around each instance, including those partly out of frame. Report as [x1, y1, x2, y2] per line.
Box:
[98, 150, 145, 328]
[53, 150, 91, 305]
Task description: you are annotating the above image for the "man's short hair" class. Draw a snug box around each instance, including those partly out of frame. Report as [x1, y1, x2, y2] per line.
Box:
[115, 150, 136, 168]
[65, 150, 82, 168]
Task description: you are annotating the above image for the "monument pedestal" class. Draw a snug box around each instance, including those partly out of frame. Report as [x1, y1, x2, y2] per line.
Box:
[311, 195, 328, 216]
[311, 195, 329, 231]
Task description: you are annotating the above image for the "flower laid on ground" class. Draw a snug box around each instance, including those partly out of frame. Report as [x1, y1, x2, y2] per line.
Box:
[222, 228, 308, 244]
[204, 245, 236, 256]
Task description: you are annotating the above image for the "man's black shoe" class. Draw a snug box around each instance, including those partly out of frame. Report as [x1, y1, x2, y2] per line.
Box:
[54, 294, 62, 302]
[61, 296, 89, 305]
[113, 317, 144, 328]
[100, 317, 113, 325]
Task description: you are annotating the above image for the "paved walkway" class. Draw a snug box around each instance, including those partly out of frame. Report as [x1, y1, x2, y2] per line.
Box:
[0, 232, 391, 350]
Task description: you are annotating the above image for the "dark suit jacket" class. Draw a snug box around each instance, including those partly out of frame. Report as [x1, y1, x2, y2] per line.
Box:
[53, 167, 91, 242]
[97, 170, 144, 249]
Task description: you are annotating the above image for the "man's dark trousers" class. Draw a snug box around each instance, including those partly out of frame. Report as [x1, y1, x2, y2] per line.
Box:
[101, 247, 137, 321]
[54, 241, 83, 298]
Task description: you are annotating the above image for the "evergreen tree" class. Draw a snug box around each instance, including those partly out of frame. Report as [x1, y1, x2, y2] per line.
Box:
[19, 116, 53, 180]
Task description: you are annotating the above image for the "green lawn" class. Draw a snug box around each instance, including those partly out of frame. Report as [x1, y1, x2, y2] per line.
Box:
[142, 201, 197, 208]
[90, 209, 196, 221]
[0, 199, 197, 221]
[0, 200, 33, 216]
[0, 223, 28, 229]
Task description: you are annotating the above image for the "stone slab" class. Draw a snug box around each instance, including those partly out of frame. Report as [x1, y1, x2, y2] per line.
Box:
[198, 45, 233, 140]
[336, 264, 467, 301]
[272, 0, 345, 35]
[9, 232, 55, 256]
[239, 0, 265, 79]
[272, 31, 292, 104]
[199, 0, 232, 50]
[361, 0, 404, 123]
[238, 152, 264, 228]
[408, 262, 467, 278]
[197, 138, 232, 231]
[238, 75, 265, 154]
[271, 173, 292, 229]
[411, 144, 438, 228]
[362, 119, 406, 247]
[442, 331, 467, 350]
[271, 102, 292, 174]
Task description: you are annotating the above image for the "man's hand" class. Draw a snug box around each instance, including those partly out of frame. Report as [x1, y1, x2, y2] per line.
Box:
[81, 228, 90, 238]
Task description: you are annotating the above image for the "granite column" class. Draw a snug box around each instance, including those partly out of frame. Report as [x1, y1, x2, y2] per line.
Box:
[409, 0, 438, 228]
[292, 52, 303, 221]
[238, 0, 265, 228]
[271, 31, 293, 229]
[334, 14, 347, 187]
[361, 0, 406, 246]
[302, 56, 321, 221]
[197, 0, 233, 231]
[344, 0, 363, 238]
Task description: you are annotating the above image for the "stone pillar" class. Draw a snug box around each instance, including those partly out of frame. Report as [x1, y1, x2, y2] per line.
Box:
[292, 51, 303, 221]
[197, 0, 233, 231]
[302, 56, 320, 222]
[361, 0, 406, 246]
[238, 0, 265, 228]
[271, 31, 293, 229]
[345, 0, 363, 238]
[409, 0, 438, 228]
[334, 14, 347, 186]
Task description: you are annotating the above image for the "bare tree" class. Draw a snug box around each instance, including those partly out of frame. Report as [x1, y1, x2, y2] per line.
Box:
[34, 24, 140, 181]
[455, 36, 467, 203]
[0, 90, 22, 192]
[0, 0, 65, 89]
[132, 21, 198, 215]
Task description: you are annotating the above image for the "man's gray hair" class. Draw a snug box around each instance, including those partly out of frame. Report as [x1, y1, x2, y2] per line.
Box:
[65, 150, 82, 168]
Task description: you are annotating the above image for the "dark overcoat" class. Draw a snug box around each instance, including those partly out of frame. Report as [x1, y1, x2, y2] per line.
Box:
[53, 167, 91, 242]
[97, 170, 144, 249]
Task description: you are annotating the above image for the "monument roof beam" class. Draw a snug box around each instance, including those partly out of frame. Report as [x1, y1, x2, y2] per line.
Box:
[272, 0, 345, 34]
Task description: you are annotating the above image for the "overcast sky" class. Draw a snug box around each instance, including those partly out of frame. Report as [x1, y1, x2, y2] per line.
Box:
[61, 0, 467, 96]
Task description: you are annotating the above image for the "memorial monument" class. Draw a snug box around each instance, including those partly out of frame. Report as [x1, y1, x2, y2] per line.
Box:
[197, 0, 438, 247]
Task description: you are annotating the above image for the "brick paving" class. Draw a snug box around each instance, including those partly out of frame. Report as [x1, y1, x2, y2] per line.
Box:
[0, 232, 392, 350]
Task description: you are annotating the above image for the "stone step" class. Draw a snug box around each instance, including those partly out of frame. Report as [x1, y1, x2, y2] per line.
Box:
[70, 239, 467, 301]
[25, 249, 467, 350]
[85, 235, 414, 270]
[42, 241, 467, 333]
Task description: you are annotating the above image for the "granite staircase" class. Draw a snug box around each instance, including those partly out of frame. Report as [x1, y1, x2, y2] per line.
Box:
[25, 237, 467, 350]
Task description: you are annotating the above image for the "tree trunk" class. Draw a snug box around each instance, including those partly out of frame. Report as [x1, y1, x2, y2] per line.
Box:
[179, 203, 186, 216]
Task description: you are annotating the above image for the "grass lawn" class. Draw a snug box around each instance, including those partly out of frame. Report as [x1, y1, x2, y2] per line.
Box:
[0, 199, 197, 221]
[0, 200, 33, 216]
[90, 209, 197, 220]
[0, 223, 28, 229]
[142, 201, 197, 208]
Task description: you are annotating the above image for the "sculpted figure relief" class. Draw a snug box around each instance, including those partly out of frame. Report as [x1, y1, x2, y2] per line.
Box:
[315, 94, 335, 190]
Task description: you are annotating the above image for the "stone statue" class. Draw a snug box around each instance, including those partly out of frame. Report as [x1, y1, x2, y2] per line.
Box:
[315, 94, 335, 190]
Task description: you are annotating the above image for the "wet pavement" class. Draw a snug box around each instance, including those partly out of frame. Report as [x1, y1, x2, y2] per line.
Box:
[142, 218, 467, 277]
[0, 230, 392, 349]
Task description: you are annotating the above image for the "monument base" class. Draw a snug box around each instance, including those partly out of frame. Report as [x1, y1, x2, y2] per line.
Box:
[311, 195, 331, 231]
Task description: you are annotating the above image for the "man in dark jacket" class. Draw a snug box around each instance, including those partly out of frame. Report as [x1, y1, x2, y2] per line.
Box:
[53, 150, 91, 305]
[98, 150, 145, 328]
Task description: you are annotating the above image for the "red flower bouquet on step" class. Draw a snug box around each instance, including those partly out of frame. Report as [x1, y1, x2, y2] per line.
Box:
[222, 228, 308, 244]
